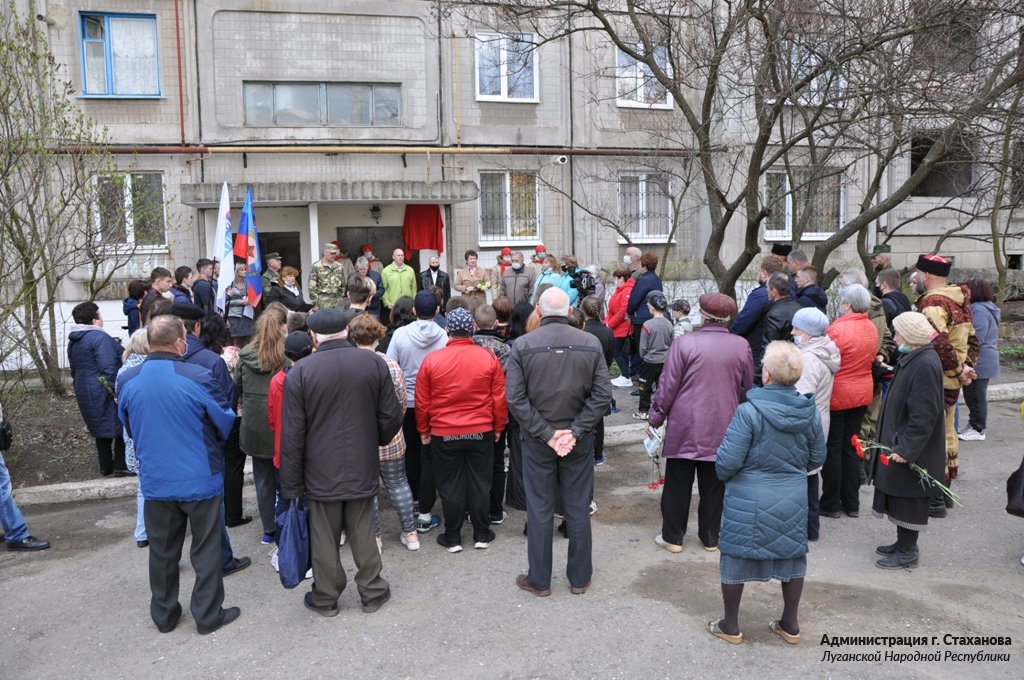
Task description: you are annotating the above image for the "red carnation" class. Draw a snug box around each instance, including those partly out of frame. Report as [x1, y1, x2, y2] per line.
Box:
[851, 434, 866, 459]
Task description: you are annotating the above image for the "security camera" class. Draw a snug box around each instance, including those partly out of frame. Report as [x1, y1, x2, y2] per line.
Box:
[556, 155, 569, 165]
[37, 14, 57, 26]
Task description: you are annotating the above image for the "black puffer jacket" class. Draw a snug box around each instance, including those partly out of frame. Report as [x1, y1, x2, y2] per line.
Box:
[279, 340, 403, 501]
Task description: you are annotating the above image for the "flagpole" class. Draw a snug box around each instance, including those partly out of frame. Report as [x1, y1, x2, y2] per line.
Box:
[214, 182, 234, 313]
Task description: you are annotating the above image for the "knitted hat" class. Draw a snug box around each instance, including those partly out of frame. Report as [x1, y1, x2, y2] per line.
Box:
[500, 247, 512, 256]
[535, 244, 547, 254]
[916, 254, 951, 277]
[361, 244, 374, 253]
[791, 307, 830, 337]
[893, 312, 935, 346]
[446, 307, 475, 336]
[771, 244, 793, 257]
[698, 293, 737, 322]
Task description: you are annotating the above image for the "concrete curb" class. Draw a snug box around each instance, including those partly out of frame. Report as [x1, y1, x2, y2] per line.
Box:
[14, 382, 1024, 507]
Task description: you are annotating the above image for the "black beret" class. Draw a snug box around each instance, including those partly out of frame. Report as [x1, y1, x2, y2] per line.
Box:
[170, 302, 204, 321]
[770, 244, 793, 257]
[307, 308, 352, 335]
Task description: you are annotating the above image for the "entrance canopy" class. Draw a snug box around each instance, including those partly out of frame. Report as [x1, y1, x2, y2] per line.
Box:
[181, 180, 479, 208]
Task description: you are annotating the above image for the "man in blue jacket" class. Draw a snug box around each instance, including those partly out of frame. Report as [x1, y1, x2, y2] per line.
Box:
[117, 315, 239, 635]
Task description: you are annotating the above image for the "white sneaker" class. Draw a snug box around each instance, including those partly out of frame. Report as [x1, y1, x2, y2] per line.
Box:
[957, 427, 986, 441]
[269, 546, 280, 572]
[339, 530, 346, 546]
[304, 567, 313, 580]
[401, 532, 421, 551]
[611, 376, 633, 388]
[589, 501, 598, 516]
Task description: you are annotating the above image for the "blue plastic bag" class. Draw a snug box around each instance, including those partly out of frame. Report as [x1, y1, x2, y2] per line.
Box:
[275, 498, 310, 589]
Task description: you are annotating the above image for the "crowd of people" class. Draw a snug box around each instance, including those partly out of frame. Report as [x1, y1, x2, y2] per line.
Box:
[2, 238, 1012, 643]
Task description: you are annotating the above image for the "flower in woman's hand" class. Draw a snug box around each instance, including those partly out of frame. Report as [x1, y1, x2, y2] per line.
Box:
[880, 453, 890, 466]
[851, 434, 866, 459]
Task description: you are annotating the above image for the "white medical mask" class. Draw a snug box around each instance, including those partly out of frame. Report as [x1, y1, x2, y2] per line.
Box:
[623, 255, 631, 264]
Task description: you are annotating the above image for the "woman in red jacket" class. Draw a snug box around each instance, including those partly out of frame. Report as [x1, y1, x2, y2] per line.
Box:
[604, 268, 636, 388]
[821, 284, 879, 520]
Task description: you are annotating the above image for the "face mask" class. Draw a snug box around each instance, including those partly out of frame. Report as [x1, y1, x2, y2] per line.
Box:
[898, 344, 912, 354]
[792, 335, 804, 347]
[285, 278, 296, 286]
[536, 252, 546, 260]
[512, 263, 523, 271]
[503, 256, 511, 263]
[365, 252, 374, 259]
[623, 255, 631, 264]
[430, 265, 439, 272]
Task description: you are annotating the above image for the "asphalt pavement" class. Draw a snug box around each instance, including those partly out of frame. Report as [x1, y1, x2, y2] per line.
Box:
[1, 395, 1023, 679]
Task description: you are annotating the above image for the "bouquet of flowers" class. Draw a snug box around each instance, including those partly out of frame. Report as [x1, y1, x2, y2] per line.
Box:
[475, 280, 492, 292]
[852, 435, 961, 506]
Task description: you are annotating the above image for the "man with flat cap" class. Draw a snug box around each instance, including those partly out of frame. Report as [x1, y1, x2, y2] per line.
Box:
[164, 303, 251, 575]
[910, 254, 978, 517]
[308, 243, 349, 311]
[648, 293, 753, 554]
[280, 308, 404, 616]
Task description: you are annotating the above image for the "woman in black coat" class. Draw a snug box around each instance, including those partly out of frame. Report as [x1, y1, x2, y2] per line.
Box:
[263, 266, 312, 312]
[871, 312, 946, 570]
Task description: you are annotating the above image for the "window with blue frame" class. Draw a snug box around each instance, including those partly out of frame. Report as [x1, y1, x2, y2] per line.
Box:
[80, 13, 160, 97]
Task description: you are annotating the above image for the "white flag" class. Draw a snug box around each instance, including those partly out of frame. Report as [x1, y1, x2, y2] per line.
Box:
[214, 182, 234, 313]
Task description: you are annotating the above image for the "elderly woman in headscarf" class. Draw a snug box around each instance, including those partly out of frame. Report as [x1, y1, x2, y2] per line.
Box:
[791, 308, 840, 542]
[709, 341, 826, 646]
[871, 312, 945, 570]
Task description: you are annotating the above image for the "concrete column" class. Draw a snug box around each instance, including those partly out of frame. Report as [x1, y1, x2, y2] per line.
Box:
[308, 202, 320, 291]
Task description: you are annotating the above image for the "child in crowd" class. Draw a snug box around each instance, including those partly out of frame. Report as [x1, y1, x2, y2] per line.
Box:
[669, 299, 692, 338]
[634, 291, 673, 420]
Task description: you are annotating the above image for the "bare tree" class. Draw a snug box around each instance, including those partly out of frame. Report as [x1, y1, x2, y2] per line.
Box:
[441, 1, 1024, 296]
[0, 5, 154, 392]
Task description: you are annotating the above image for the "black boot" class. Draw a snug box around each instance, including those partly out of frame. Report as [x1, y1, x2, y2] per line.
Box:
[928, 492, 947, 519]
[876, 527, 919, 569]
[875, 542, 898, 556]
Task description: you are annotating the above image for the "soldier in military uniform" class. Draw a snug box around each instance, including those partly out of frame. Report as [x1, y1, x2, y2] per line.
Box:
[262, 252, 283, 290]
[308, 243, 349, 310]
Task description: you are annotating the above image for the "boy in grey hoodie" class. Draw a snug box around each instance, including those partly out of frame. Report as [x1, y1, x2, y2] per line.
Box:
[635, 291, 674, 419]
[387, 291, 449, 531]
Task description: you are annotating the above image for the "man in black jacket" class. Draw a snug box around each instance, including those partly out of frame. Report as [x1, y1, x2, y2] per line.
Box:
[757, 272, 802, 384]
[280, 308, 403, 616]
[876, 268, 912, 334]
[418, 255, 451, 309]
[505, 288, 612, 597]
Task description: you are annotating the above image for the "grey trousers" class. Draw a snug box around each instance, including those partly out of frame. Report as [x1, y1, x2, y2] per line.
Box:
[250, 456, 278, 535]
[144, 495, 224, 632]
[522, 434, 594, 590]
[308, 497, 389, 608]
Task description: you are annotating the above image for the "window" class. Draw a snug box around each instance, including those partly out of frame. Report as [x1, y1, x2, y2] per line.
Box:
[778, 40, 846, 107]
[479, 172, 540, 241]
[95, 173, 166, 246]
[243, 82, 402, 126]
[910, 135, 975, 197]
[80, 13, 160, 97]
[763, 168, 844, 240]
[475, 33, 538, 102]
[616, 45, 672, 108]
[619, 174, 673, 239]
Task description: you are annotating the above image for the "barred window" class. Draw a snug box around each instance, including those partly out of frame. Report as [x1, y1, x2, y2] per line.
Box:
[479, 172, 540, 241]
[95, 173, 166, 246]
[619, 174, 672, 238]
[763, 168, 843, 240]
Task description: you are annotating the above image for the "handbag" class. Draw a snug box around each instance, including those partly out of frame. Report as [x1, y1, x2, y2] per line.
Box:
[0, 418, 12, 451]
[1007, 455, 1024, 518]
[275, 498, 310, 588]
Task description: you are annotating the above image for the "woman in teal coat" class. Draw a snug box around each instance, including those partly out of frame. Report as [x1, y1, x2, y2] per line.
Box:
[709, 341, 827, 646]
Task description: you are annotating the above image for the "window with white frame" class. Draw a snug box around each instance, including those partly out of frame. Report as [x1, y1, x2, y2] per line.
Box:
[475, 33, 538, 102]
[616, 44, 672, 108]
[479, 172, 540, 241]
[95, 173, 166, 246]
[243, 82, 401, 126]
[619, 173, 673, 238]
[80, 13, 160, 97]
[763, 168, 844, 240]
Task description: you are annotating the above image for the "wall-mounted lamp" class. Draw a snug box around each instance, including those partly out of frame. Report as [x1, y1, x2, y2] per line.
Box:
[369, 205, 382, 224]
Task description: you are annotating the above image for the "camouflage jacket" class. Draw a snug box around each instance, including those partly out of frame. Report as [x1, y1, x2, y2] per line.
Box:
[308, 259, 348, 308]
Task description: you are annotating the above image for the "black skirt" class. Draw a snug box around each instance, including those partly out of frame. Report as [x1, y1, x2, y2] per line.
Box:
[872, 489, 929, 531]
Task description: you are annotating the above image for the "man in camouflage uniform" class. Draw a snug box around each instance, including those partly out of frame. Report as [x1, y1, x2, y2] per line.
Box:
[262, 252, 282, 290]
[308, 243, 349, 310]
[910, 254, 979, 518]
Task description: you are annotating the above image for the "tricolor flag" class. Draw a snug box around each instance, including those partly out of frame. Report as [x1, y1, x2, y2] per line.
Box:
[233, 186, 263, 309]
[214, 182, 234, 313]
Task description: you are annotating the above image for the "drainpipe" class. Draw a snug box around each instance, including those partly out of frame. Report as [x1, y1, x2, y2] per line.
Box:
[64, 144, 702, 157]
[173, 0, 186, 145]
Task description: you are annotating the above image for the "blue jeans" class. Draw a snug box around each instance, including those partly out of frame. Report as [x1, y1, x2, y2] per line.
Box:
[0, 450, 29, 543]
